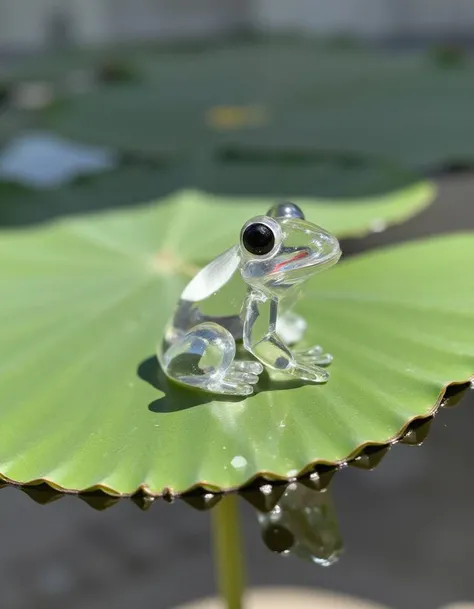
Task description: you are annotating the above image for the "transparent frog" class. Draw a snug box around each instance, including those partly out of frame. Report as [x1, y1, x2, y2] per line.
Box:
[158, 202, 341, 396]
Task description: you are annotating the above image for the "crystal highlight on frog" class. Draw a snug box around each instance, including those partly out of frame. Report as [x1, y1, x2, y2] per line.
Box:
[158, 203, 341, 396]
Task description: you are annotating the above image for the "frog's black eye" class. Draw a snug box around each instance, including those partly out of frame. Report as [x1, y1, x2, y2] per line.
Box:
[242, 222, 275, 256]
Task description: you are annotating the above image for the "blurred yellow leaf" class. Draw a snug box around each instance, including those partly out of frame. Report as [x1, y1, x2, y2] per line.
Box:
[207, 104, 269, 130]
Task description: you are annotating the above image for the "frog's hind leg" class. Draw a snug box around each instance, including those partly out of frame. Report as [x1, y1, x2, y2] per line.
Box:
[160, 322, 262, 396]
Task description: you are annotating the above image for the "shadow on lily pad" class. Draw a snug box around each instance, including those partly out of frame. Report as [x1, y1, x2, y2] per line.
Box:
[137, 355, 308, 414]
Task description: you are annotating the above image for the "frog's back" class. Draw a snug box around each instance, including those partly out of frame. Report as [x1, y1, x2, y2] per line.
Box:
[164, 246, 246, 344]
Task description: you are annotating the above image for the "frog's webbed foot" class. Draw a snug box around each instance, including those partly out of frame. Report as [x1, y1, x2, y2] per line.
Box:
[218, 360, 263, 396]
[290, 346, 333, 383]
[276, 311, 307, 345]
[276, 313, 333, 381]
[159, 322, 262, 397]
[295, 345, 333, 367]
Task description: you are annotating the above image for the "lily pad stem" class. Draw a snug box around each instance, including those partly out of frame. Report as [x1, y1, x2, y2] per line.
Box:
[212, 494, 245, 609]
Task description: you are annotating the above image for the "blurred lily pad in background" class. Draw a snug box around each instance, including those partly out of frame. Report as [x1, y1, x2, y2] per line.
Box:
[4, 40, 468, 172]
[0, 195, 472, 496]
[0, 166, 177, 226]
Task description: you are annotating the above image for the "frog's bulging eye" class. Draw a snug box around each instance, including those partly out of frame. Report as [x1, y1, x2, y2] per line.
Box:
[267, 202, 305, 220]
[242, 222, 275, 256]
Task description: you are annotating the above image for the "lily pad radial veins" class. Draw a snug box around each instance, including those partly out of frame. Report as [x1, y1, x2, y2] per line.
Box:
[0, 197, 472, 496]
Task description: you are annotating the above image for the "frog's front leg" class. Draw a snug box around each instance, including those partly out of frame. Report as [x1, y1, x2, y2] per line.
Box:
[243, 292, 329, 383]
[160, 322, 263, 396]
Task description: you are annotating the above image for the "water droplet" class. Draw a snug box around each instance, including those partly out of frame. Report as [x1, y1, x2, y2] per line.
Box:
[231, 456, 247, 469]
[260, 484, 272, 496]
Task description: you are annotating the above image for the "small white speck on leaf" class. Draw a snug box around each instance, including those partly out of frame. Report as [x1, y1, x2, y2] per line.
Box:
[370, 218, 387, 233]
[231, 456, 247, 469]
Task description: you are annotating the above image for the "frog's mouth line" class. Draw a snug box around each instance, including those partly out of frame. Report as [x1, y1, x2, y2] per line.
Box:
[272, 250, 309, 274]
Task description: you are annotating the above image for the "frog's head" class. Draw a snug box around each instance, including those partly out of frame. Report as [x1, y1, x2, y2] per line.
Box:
[239, 203, 341, 296]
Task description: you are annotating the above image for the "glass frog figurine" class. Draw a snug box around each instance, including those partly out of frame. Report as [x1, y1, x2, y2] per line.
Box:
[158, 202, 341, 396]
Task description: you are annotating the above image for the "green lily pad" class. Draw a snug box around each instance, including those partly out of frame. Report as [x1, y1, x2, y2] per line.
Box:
[0, 200, 472, 496]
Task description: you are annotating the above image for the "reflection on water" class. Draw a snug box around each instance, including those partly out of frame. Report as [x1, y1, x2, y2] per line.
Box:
[0, 131, 116, 188]
[258, 482, 342, 566]
[254, 384, 473, 565]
